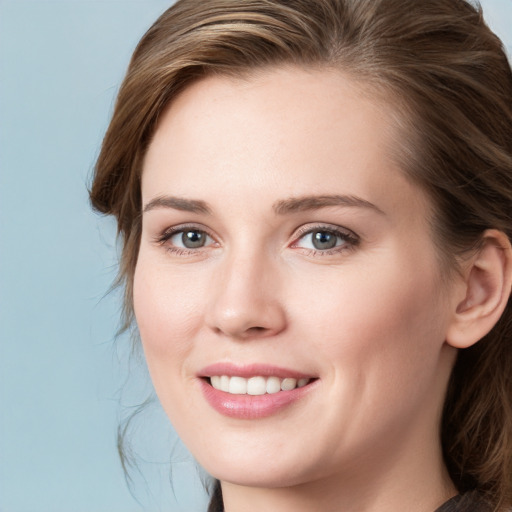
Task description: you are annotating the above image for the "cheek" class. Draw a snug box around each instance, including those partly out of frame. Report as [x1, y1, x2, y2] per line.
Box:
[291, 261, 452, 458]
[133, 256, 201, 366]
[299, 257, 449, 391]
[132, 257, 209, 433]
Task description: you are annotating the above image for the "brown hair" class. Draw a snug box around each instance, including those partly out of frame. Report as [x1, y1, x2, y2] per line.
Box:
[90, 0, 512, 510]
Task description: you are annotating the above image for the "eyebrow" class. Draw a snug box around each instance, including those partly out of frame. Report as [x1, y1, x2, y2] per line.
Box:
[272, 194, 384, 215]
[142, 193, 384, 216]
[143, 195, 212, 214]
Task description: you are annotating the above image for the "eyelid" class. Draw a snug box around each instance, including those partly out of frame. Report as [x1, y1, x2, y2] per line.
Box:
[152, 222, 359, 256]
[154, 223, 219, 249]
[290, 223, 360, 253]
[292, 222, 358, 241]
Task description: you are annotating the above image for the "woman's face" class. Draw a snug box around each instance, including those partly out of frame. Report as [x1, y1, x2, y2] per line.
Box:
[134, 67, 459, 488]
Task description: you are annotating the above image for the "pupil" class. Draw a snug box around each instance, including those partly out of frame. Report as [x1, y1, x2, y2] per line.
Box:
[313, 231, 337, 250]
[182, 230, 205, 248]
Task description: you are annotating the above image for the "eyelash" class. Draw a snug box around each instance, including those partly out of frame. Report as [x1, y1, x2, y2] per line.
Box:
[291, 224, 360, 256]
[155, 224, 217, 256]
[154, 223, 360, 257]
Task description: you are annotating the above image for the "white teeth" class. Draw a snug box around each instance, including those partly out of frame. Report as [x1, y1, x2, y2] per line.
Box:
[266, 376, 281, 394]
[247, 376, 267, 395]
[281, 378, 297, 391]
[220, 375, 230, 392]
[209, 375, 311, 395]
[229, 376, 247, 394]
[297, 378, 309, 388]
[210, 376, 221, 389]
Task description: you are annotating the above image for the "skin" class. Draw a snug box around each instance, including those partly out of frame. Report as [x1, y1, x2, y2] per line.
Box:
[134, 67, 462, 512]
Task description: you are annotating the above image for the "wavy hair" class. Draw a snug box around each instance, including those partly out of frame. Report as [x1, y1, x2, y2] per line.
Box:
[90, 1, 512, 510]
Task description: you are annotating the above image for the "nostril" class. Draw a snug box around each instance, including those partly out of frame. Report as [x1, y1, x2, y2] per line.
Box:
[247, 326, 267, 335]
[207, 298, 287, 339]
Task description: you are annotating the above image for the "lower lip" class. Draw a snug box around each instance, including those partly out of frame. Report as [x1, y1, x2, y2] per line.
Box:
[199, 379, 316, 419]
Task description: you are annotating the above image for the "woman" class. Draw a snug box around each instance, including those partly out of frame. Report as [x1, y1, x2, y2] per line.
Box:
[90, 0, 512, 511]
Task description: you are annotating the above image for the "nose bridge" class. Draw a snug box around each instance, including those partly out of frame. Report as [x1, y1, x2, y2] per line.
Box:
[206, 242, 286, 339]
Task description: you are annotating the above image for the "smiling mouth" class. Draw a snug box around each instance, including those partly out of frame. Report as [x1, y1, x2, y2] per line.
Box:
[206, 375, 315, 395]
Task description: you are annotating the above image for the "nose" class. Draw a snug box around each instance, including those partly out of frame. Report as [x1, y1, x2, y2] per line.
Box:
[205, 250, 287, 340]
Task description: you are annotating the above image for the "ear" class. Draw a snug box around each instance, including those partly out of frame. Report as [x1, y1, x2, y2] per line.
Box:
[446, 229, 512, 349]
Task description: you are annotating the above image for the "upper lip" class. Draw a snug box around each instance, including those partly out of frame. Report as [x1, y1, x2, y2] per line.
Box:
[198, 362, 315, 380]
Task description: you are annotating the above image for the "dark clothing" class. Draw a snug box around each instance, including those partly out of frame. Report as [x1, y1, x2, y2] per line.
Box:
[435, 491, 493, 512]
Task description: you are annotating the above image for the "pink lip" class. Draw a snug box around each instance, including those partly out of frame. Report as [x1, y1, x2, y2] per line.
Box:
[197, 363, 318, 419]
[198, 362, 312, 379]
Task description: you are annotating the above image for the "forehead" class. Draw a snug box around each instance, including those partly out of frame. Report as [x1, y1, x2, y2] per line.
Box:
[142, 66, 426, 219]
[148, 66, 394, 160]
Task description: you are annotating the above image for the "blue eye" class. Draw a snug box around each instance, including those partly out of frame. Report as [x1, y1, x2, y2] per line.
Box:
[310, 230, 339, 250]
[294, 227, 358, 253]
[180, 230, 209, 248]
[169, 229, 213, 249]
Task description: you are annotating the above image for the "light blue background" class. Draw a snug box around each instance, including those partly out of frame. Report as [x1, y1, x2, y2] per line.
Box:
[0, 1, 511, 511]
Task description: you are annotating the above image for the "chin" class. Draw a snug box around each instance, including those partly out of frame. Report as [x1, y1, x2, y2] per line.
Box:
[210, 465, 311, 489]
[196, 443, 325, 489]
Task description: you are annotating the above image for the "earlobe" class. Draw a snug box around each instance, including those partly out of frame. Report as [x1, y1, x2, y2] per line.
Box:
[446, 229, 512, 349]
